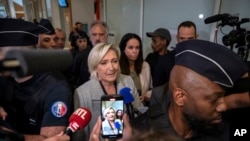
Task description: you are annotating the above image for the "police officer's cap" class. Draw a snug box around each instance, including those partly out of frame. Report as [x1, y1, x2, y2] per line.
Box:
[39, 18, 55, 35]
[0, 18, 49, 47]
[175, 39, 249, 90]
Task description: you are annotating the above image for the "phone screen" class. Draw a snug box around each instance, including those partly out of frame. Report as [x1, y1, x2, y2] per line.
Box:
[101, 95, 124, 138]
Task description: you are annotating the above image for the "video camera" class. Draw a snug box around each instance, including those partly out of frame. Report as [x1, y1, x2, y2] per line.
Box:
[205, 13, 250, 62]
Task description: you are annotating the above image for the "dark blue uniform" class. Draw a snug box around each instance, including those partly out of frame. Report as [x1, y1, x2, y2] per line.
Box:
[0, 72, 72, 134]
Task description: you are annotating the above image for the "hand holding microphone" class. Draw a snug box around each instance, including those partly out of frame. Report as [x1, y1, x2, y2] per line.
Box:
[64, 107, 92, 135]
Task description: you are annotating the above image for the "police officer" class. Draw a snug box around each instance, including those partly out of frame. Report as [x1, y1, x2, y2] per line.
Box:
[0, 18, 72, 140]
[133, 40, 250, 141]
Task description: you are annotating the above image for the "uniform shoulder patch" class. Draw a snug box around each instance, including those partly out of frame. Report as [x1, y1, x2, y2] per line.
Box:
[51, 101, 68, 118]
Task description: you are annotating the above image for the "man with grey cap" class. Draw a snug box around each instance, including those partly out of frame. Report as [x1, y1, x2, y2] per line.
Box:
[153, 21, 199, 87]
[145, 28, 171, 77]
[133, 39, 250, 140]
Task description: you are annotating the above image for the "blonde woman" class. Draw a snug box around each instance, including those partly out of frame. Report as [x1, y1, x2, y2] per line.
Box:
[74, 43, 143, 140]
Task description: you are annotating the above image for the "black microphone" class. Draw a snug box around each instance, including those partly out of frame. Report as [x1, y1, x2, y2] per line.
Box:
[1, 49, 73, 77]
[204, 13, 230, 24]
[239, 18, 250, 24]
[119, 87, 135, 120]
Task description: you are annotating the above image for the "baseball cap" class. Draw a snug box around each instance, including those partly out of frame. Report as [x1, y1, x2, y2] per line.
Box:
[146, 28, 171, 43]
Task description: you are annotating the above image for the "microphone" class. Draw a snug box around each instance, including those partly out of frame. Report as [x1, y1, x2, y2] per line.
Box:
[114, 121, 121, 133]
[239, 18, 250, 24]
[119, 87, 135, 120]
[204, 13, 230, 24]
[115, 121, 121, 129]
[64, 107, 92, 135]
[1, 49, 73, 77]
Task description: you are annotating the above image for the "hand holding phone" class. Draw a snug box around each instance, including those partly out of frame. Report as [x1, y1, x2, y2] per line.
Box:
[101, 95, 124, 138]
[89, 113, 132, 141]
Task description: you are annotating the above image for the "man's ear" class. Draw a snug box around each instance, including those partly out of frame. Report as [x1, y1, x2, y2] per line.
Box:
[172, 88, 185, 106]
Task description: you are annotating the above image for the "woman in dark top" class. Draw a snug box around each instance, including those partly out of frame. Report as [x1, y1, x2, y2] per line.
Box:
[71, 31, 93, 87]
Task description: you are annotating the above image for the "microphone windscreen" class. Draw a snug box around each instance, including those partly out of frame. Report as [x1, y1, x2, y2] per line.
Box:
[5, 49, 73, 77]
[204, 13, 230, 24]
[114, 121, 121, 129]
[119, 87, 134, 104]
[69, 107, 92, 130]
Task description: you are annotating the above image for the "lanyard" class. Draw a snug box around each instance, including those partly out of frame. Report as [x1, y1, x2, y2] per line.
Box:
[99, 81, 117, 95]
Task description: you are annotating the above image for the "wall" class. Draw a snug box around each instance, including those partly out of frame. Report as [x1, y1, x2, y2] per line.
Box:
[71, 0, 95, 34]
[106, 0, 142, 45]
[105, 0, 215, 57]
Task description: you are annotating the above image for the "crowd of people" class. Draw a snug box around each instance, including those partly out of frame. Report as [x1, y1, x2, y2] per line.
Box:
[0, 17, 249, 141]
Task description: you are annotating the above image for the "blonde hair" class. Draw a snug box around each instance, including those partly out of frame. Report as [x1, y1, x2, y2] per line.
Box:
[88, 43, 121, 80]
[103, 106, 115, 118]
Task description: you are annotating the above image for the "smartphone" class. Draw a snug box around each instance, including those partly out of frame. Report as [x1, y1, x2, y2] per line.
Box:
[101, 95, 124, 138]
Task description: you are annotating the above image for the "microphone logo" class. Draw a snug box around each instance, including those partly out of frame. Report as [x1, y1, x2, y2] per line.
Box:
[67, 121, 80, 132]
[72, 108, 88, 120]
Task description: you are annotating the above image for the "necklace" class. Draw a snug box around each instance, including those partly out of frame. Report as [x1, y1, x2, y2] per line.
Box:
[99, 81, 117, 95]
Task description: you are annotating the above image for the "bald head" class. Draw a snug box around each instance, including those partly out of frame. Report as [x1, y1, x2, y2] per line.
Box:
[169, 65, 227, 130]
[169, 65, 224, 98]
[170, 65, 202, 92]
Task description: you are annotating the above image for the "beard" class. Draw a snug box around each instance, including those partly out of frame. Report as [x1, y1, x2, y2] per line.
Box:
[183, 111, 225, 136]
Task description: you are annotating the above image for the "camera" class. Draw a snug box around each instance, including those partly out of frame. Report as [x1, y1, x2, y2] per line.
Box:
[205, 13, 250, 62]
